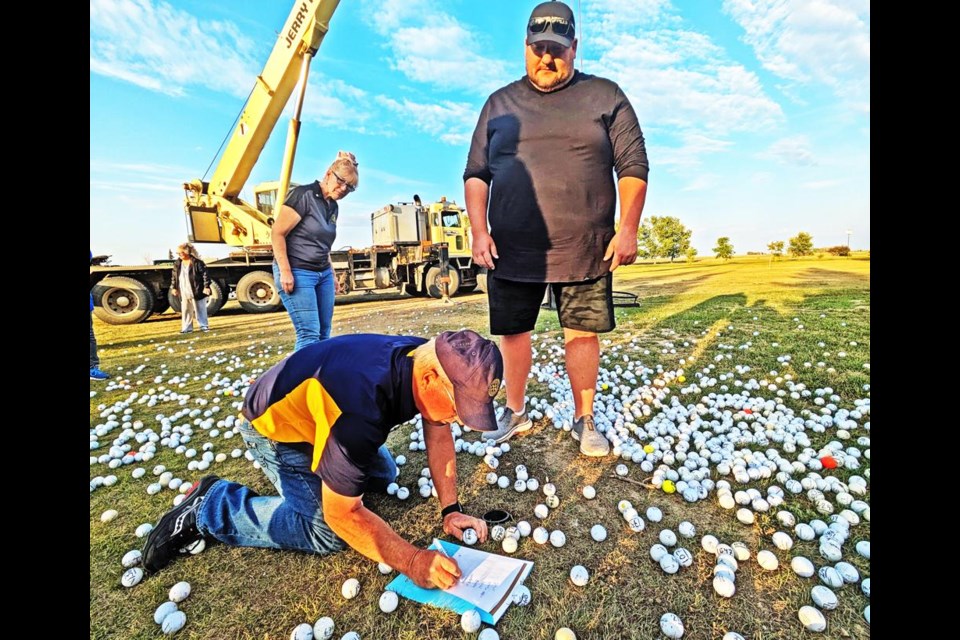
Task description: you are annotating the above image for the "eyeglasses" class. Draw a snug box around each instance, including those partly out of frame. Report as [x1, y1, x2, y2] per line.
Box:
[528, 16, 575, 39]
[529, 41, 569, 58]
[442, 384, 459, 421]
[331, 171, 356, 193]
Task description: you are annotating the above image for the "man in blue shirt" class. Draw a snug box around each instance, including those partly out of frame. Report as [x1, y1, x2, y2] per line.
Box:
[143, 330, 501, 590]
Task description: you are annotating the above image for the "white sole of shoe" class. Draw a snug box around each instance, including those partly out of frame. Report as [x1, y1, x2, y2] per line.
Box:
[493, 419, 533, 444]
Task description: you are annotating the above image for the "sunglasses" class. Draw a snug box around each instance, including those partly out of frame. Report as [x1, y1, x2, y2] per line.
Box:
[529, 41, 569, 58]
[528, 16, 575, 39]
[331, 171, 356, 193]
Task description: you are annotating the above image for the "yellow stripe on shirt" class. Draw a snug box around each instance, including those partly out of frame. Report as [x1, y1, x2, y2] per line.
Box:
[250, 378, 343, 471]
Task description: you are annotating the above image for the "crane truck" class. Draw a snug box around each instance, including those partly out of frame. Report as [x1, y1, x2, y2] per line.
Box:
[90, 0, 483, 325]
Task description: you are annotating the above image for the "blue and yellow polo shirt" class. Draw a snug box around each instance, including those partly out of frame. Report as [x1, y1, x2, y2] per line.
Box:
[242, 334, 426, 496]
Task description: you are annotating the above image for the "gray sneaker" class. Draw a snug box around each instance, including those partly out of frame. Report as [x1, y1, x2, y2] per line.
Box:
[482, 407, 533, 444]
[571, 414, 610, 456]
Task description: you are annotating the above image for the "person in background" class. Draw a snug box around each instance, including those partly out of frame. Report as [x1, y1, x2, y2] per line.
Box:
[90, 250, 111, 381]
[272, 151, 359, 352]
[170, 242, 212, 334]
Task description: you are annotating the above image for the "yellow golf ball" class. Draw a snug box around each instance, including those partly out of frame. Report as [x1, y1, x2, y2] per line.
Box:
[678, 375, 686, 383]
[644, 444, 655, 454]
[662, 480, 676, 494]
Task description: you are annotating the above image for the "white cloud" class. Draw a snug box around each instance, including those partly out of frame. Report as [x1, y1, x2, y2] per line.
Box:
[722, 0, 870, 105]
[376, 97, 477, 146]
[763, 135, 816, 166]
[583, 0, 784, 169]
[360, 0, 511, 95]
[90, 0, 259, 98]
[91, 0, 375, 133]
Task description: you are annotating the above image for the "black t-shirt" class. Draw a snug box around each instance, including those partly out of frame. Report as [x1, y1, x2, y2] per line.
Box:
[464, 72, 649, 282]
[283, 181, 338, 272]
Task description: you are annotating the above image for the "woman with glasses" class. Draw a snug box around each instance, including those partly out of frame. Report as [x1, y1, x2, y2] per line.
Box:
[170, 242, 212, 333]
[272, 151, 359, 351]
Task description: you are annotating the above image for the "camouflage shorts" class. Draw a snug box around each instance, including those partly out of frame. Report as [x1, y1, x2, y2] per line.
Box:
[488, 273, 615, 335]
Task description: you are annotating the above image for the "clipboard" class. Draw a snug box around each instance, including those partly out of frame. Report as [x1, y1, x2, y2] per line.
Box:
[385, 539, 534, 625]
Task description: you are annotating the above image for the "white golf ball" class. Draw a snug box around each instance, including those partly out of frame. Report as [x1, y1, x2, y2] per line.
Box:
[582, 485, 596, 499]
[818, 566, 844, 588]
[646, 506, 663, 522]
[678, 521, 696, 538]
[378, 562, 393, 575]
[550, 530, 566, 547]
[590, 524, 608, 542]
[798, 605, 826, 632]
[121, 567, 143, 588]
[121, 550, 142, 568]
[312, 617, 335, 640]
[169, 581, 192, 603]
[341, 578, 360, 599]
[502, 537, 518, 554]
[511, 584, 532, 606]
[570, 565, 590, 586]
[101, 509, 119, 523]
[461, 609, 482, 633]
[555, 628, 577, 640]
[772, 531, 793, 551]
[491, 525, 506, 541]
[811, 585, 838, 610]
[478, 629, 500, 640]
[534, 504, 550, 519]
[462, 528, 478, 546]
[378, 590, 399, 613]
[673, 548, 693, 567]
[153, 601, 178, 625]
[713, 573, 736, 598]
[161, 610, 187, 635]
[290, 623, 314, 640]
[615, 463, 629, 476]
[650, 544, 668, 562]
[791, 556, 816, 578]
[701, 535, 719, 554]
[396, 487, 410, 500]
[660, 612, 684, 638]
[517, 520, 532, 537]
[659, 553, 680, 574]
[756, 550, 779, 571]
[533, 527, 550, 544]
[135, 523, 154, 538]
[617, 500, 633, 514]
[659, 529, 677, 547]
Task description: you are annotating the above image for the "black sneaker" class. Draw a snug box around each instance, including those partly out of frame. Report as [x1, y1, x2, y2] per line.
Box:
[142, 475, 220, 573]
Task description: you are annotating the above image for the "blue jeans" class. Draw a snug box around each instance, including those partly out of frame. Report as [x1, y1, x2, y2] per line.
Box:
[273, 263, 335, 352]
[196, 419, 398, 554]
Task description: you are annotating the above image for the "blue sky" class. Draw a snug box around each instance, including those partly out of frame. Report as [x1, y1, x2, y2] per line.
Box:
[90, 0, 870, 265]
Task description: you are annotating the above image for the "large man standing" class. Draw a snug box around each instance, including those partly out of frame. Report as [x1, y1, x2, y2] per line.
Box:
[464, 1, 649, 456]
[142, 331, 499, 590]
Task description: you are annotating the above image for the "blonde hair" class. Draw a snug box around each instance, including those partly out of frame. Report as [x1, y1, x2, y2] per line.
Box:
[177, 242, 201, 260]
[327, 150, 359, 188]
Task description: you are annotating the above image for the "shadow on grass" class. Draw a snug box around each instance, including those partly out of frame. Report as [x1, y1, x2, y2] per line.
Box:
[774, 267, 870, 288]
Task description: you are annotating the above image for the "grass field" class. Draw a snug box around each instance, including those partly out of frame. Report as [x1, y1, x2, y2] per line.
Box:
[90, 254, 870, 640]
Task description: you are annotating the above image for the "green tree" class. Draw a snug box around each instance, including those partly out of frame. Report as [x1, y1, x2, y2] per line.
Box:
[637, 216, 692, 262]
[713, 237, 734, 260]
[768, 240, 784, 258]
[789, 232, 814, 257]
[685, 247, 698, 263]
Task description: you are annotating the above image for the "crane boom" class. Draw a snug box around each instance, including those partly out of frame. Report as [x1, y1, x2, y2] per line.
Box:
[184, 0, 342, 248]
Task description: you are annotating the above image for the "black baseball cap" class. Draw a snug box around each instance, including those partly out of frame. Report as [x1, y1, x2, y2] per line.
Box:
[527, 1, 576, 48]
[435, 330, 503, 432]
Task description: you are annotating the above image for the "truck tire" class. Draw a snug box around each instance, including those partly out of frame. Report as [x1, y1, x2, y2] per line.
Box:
[92, 276, 155, 325]
[425, 266, 460, 299]
[404, 283, 422, 297]
[236, 271, 283, 313]
[170, 281, 225, 315]
[152, 293, 171, 314]
[476, 272, 488, 294]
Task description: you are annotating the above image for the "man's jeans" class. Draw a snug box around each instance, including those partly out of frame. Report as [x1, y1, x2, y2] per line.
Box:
[196, 419, 398, 555]
[273, 264, 335, 352]
[90, 313, 100, 369]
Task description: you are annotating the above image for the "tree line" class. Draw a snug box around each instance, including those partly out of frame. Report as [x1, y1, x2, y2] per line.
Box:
[632, 217, 840, 261]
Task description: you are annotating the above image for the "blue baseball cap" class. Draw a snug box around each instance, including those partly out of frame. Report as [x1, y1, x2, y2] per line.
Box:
[436, 330, 503, 431]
